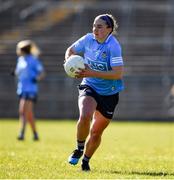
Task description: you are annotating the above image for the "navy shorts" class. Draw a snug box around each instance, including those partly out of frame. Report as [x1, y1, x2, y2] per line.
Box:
[18, 92, 37, 103]
[78, 85, 119, 119]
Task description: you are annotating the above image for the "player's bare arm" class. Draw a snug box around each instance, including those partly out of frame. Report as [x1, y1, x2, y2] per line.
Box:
[76, 65, 123, 80]
[65, 47, 76, 60]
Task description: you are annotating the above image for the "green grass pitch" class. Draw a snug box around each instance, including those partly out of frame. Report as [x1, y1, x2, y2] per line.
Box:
[0, 119, 173, 179]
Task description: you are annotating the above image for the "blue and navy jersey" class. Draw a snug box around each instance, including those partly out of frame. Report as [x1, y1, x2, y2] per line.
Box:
[15, 54, 44, 95]
[71, 33, 124, 95]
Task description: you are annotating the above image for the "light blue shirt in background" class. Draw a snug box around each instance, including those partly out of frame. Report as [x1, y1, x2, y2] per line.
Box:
[15, 55, 44, 95]
[72, 33, 124, 95]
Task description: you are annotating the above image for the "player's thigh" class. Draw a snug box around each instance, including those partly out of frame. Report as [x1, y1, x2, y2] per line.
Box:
[25, 100, 34, 113]
[78, 96, 97, 118]
[19, 98, 27, 113]
[91, 111, 110, 135]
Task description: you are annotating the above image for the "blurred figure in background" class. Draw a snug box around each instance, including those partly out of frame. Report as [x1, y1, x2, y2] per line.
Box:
[14, 40, 45, 141]
[65, 14, 124, 171]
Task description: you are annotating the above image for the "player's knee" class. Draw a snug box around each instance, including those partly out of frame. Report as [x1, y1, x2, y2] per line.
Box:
[79, 112, 92, 122]
[90, 129, 101, 141]
[19, 109, 25, 116]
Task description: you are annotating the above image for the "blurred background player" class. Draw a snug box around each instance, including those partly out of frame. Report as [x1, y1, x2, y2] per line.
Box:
[14, 40, 45, 141]
[65, 14, 124, 171]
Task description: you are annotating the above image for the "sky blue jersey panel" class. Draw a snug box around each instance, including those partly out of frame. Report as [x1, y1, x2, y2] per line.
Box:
[72, 33, 124, 95]
[15, 55, 44, 95]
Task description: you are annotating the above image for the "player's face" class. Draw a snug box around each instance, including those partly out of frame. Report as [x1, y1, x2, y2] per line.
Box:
[93, 18, 112, 43]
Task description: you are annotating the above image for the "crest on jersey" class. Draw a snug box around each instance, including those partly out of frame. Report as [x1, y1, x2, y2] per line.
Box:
[101, 51, 107, 59]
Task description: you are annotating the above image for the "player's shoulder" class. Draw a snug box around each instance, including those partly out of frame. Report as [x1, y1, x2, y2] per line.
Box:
[29, 54, 40, 61]
[78, 33, 94, 45]
[27, 55, 41, 66]
[86, 33, 93, 37]
[17, 56, 27, 65]
[83, 33, 94, 40]
[18, 56, 25, 61]
[108, 35, 120, 45]
[108, 35, 122, 50]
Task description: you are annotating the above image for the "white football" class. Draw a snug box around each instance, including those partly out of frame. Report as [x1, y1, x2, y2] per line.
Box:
[64, 55, 85, 78]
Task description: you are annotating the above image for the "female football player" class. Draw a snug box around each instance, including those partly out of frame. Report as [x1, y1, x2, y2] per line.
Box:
[65, 14, 124, 171]
[15, 40, 45, 141]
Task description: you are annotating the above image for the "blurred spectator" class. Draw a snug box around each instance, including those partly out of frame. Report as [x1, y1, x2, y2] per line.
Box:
[14, 40, 45, 141]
